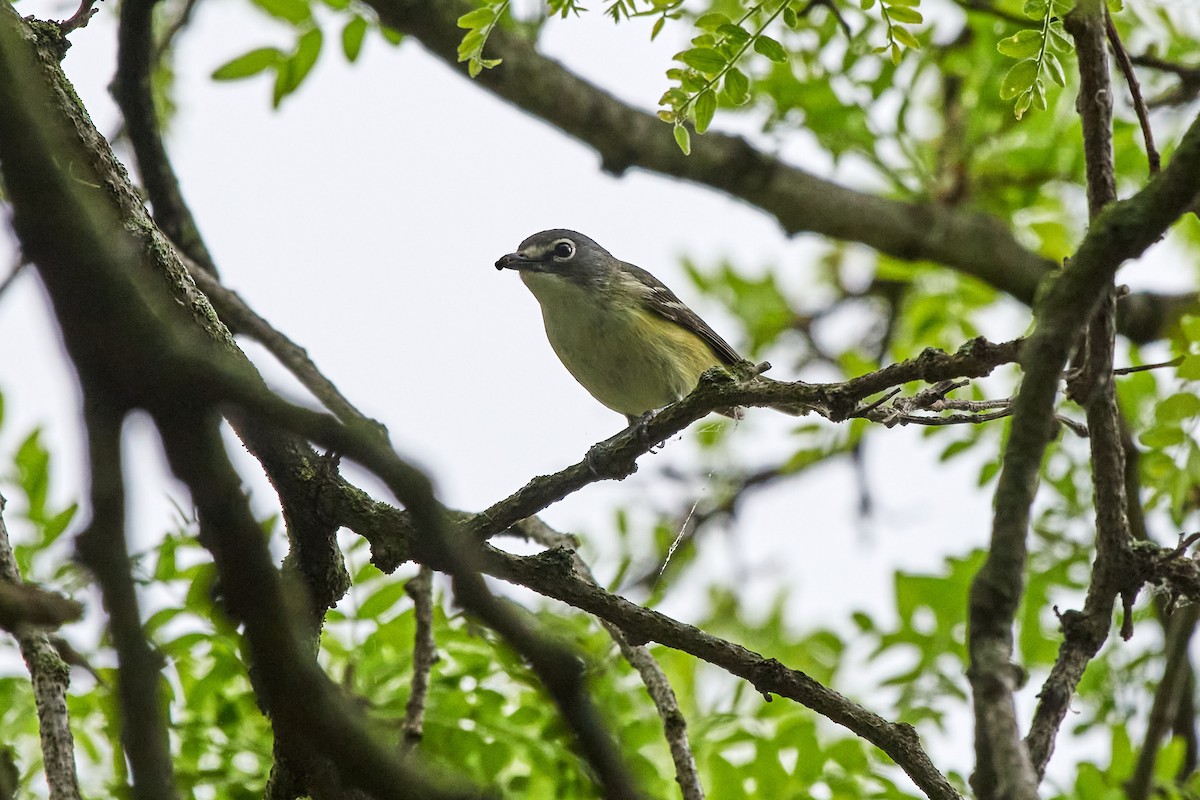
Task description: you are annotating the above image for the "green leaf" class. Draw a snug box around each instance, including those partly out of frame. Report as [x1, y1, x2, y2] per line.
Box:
[723, 67, 750, 105]
[694, 89, 717, 134]
[457, 7, 496, 28]
[1022, 0, 1048, 18]
[380, 25, 403, 46]
[716, 23, 751, 47]
[892, 25, 920, 49]
[251, 0, 311, 25]
[1157, 392, 1200, 423]
[1140, 425, 1185, 448]
[997, 29, 1043, 59]
[860, 0, 876, 9]
[288, 28, 323, 91]
[753, 35, 788, 63]
[673, 123, 691, 155]
[211, 47, 284, 81]
[357, 580, 411, 620]
[1178, 354, 1200, 380]
[342, 16, 368, 62]
[783, 6, 798, 27]
[1179, 315, 1200, 342]
[677, 47, 726, 73]
[1001, 58, 1039, 100]
[1044, 52, 1067, 86]
[695, 12, 730, 30]
[886, 6, 923, 24]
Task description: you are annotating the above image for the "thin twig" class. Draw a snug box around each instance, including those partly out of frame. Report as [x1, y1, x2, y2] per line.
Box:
[0, 261, 27, 302]
[402, 565, 437, 746]
[1113, 357, 1184, 375]
[56, 0, 101, 35]
[1129, 53, 1200, 108]
[799, 0, 851, 37]
[190, 266, 387, 432]
[153, 0, 201, 64]
[1105, 15, 1160, 173]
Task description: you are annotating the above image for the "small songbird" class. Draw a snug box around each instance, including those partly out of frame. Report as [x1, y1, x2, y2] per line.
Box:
[496, 229, 743, 425]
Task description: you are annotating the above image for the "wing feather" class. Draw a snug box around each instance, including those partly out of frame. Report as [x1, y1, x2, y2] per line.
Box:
[617, 262, 742, 366]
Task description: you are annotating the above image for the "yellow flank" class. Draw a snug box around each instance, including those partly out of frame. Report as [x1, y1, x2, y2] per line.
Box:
[521, 271, 722, 418]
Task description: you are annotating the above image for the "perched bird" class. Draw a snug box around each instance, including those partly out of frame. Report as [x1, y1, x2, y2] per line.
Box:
[496, 229, 743, 425]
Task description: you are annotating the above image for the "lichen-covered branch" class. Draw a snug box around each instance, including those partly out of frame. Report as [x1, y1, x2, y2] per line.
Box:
[0, 497, 82, 800]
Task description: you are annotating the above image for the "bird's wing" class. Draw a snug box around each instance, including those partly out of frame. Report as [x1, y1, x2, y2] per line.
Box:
[619, 262, 742, 366]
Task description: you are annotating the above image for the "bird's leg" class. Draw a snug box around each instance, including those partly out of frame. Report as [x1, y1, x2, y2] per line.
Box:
[625, 411, 667, 452]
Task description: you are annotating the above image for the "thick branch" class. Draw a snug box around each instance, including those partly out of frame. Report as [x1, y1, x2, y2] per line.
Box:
[966, 71, 1200, 800]
[74, 402, 179, 800]
[1023, 3, 1134, 778]
[476, 545, 960, 800]
[371, 0, 1194, 343]
[111, 0, 216, 273]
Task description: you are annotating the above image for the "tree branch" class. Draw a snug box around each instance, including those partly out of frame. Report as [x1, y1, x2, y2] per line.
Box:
[371, 0, 1194, 344]
[401, 565, 437, 746]
[74, 400, 179, 800]
[514, 518, 705, 800]
[0, 496, 83, 800]
[474, 545, 961, 800]
[966, 45, 1200, 800]
[1127, 605, 1200, 800]
[1023, 5, 1136, 778]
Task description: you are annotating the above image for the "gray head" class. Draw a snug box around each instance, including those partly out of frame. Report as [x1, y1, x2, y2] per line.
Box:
[495, 229, 615, 288]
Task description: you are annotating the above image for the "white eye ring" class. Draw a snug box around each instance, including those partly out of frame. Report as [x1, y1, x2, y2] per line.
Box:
[551, 240, 576, 260]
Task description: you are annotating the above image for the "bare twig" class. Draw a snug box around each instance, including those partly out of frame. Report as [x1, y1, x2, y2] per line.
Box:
[0, 495, 83, 800]
[55, 0, 101, 35]
[402, 565, 437, 746]
[189, 266, 387, 432]
[1129, 53, 1200, 108]
[1105, 16, 1160, 173]
[1113, 357, 1184, 375]
[153, 0, 201, 64]
[0, 261, 27, 302]
[799, 0, 851, 38]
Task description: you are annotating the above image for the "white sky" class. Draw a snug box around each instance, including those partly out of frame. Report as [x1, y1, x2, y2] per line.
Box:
[4, 0, 1186, 791]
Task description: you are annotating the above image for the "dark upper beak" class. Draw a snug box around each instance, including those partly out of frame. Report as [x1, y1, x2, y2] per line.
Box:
[495, 252, 536, 271]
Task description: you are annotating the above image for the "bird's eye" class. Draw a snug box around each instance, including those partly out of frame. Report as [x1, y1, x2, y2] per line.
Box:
[553, 241, 575, 260]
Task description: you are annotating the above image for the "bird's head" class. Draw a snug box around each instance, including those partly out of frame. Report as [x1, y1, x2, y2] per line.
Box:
[495, 229, 614, 289]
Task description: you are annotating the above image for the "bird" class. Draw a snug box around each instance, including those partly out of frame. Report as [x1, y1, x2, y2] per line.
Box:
[496, 229, 744, 425]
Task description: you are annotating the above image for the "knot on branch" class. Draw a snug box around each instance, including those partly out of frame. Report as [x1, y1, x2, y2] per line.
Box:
[526, 546, 578, 578]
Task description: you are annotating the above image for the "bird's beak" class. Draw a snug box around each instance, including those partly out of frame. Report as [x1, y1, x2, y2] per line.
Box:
[495, 252, 536, 271]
